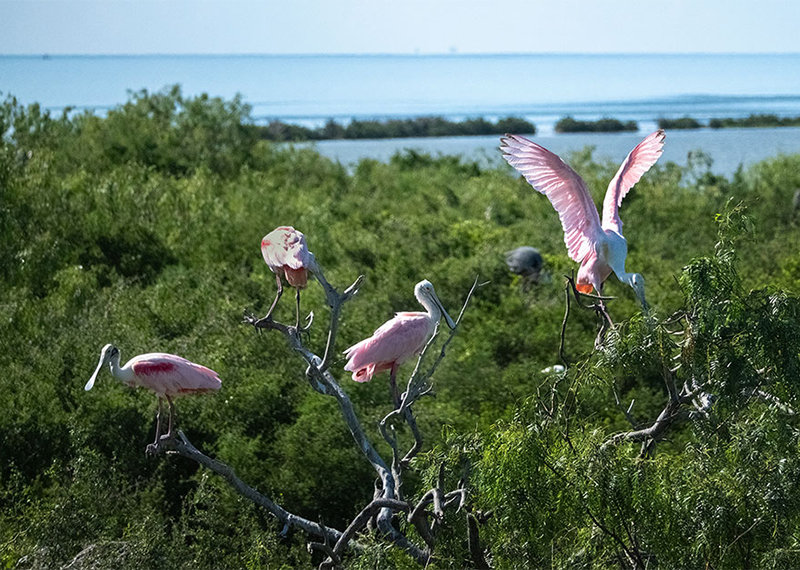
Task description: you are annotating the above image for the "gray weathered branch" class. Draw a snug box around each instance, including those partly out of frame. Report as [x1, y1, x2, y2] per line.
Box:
[157, 431, 343, 544]
[601, 387, 698, 453]
[245, 265, 431, 564]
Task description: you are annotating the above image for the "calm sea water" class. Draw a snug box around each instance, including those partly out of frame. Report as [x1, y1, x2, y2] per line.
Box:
[1, 54, 799, 173]
[307, 128, 800, 177]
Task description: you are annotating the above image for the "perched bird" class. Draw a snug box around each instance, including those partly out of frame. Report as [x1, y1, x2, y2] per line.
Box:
[260, 226, 314, 327]
[500, 130, 666, 310]
[505, 246, 544, 284]
[85, 344, 221, 452]
[344, 280, 455, 405]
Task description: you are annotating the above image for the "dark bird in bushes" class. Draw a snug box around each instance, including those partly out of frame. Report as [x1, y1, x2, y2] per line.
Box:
[505, 246, 544, 284]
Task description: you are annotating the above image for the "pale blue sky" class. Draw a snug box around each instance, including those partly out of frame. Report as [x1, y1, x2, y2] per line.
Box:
[1, 0, 799, 55]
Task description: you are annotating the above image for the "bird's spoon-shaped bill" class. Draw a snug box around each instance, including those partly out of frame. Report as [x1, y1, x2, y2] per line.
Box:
[434, 294, 456, 330]
[85, 353, 105, 391]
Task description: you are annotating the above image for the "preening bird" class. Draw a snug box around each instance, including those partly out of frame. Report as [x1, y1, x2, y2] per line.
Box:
[500, 130, 666, 310]
[85, 344, 221, 451]
[260, 226, 314, 327]
[344, 280, 455, 405]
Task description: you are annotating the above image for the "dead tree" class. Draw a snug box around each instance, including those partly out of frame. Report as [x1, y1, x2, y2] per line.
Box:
[151, 261, 490, 568]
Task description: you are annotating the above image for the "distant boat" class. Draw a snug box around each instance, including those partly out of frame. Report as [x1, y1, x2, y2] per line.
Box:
[42, 54, 51, 60]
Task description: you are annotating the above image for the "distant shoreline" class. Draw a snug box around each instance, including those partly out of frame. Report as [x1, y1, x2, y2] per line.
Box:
[252, 116, 536, 142]
[255, 113, 800, 141]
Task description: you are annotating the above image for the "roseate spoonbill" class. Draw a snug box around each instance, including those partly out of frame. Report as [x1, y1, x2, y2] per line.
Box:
[505, 246, 544, 283]
[343, 280, 455, 405]
[260, 226, 314, 327]
[85, 344, 221, 452]
[500, 130, 666, 310]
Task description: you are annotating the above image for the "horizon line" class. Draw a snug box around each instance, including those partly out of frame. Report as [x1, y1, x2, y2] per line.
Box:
[2, 51, 800, 58]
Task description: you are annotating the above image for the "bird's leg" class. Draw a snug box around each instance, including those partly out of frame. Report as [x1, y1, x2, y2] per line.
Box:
[593, 285, 614, 349]
[389, 363, 401, 409]
[160, 395, 176, 442]
[294, 288, 301, 330]
[597, 284, 614, 328]
[146, 398, 163, 455]
[255, 274, 283, 328]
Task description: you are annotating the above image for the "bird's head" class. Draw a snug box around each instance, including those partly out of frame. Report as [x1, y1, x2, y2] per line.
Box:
[85, 344, 120, 391]
[629, 273, 649, 313]
[415, 280, 456, 330]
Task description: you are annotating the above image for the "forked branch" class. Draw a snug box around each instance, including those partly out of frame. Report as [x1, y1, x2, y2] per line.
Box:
[158, 261, 482, 566]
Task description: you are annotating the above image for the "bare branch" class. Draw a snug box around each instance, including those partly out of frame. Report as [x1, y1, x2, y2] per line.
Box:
[157, 431, 343, 544]
[559, 278, 571, 368]
[401, 277, 483, 411]
[601, 387, 698, 453]
[245, 264, 436, 563]
[333, 498, 411, 556]
[467, 511, 492, 570]
[563, 275, 614, 348]
[613, 387, 637, 429]
[308, 541, 341, 570]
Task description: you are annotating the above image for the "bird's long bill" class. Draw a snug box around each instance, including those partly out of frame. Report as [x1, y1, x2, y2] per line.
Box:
[84, 353, 105, 391]
[637, 290, 650, 314]
[433, 293, 456, 330]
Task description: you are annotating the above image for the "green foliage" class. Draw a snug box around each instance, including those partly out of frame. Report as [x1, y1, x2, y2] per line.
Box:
[555, 116, 638, 133]
[657, 116, 702, 129]
[473, 207, 800, 568]
[3, 88, 800, 568]
[709, 114, 800, 129]
[252, 115, 536, 141]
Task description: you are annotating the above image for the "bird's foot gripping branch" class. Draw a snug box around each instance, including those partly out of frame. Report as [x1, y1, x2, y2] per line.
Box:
[155, 262, 486, 568]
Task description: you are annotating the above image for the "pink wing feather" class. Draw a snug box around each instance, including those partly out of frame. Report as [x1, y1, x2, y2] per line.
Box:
[344, 312, 433, 382]
[261, 226, 310, 271]
[601, 130, 665, 232]
[500, 134, 603, 263]
[131, 353, 221, 396]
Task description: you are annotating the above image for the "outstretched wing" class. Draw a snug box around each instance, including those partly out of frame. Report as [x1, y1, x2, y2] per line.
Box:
[500, 134, 603, 263]
[602, 130, 665, 232]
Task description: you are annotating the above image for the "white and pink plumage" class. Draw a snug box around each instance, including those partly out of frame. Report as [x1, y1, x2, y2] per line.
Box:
[500, 130, 666, 310]
[85, 344, 221, 451]
[260, 226, 314, 326]
[344, 280, 455, 405]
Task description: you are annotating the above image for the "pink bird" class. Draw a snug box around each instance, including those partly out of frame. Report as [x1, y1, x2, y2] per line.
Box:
[85, 344, 221, 452]
[260, 226, 314, 327]
[344, 280, 455, 405]
[500, 130, 666, 310]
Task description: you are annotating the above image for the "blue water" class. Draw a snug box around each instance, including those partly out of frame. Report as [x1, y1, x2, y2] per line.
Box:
[2, 54, 800, 132]
[1, 54, 799, 174]
[307, 128, 800, 177]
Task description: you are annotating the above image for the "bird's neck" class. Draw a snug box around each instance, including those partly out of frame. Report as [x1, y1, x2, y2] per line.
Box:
[616, 271, 634, 287]
[417, 293, 441, 321]
[108, 353, 133, 384]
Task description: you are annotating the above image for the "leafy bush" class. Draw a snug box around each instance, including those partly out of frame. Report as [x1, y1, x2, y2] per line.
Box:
[2, 87, 800, 569]
[555, 116, 638, 133]
[709, 114, 800, 129]
[657, 116, 702, 129]
[251, 115, 536, 141]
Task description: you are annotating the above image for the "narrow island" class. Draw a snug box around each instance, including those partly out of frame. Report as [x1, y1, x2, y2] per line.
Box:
[657, 117, 702, 129]
[253, 116, 536, 142]
[657, 114, 800, 130]
[251, 112, 800, 143]
[554, 116, 638, 133]
[709, 114, 800, 129]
